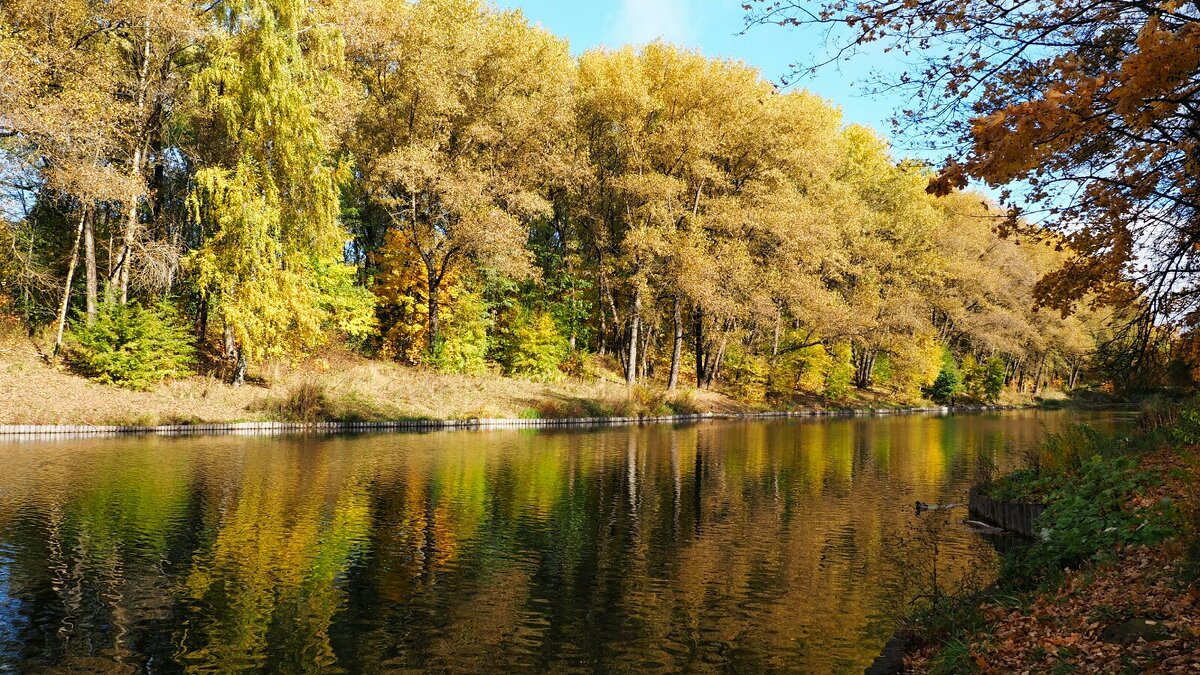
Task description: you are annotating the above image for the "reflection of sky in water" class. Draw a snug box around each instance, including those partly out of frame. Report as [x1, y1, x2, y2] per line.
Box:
[0, 548, 24, 665]
[0, 410, 1130, 672]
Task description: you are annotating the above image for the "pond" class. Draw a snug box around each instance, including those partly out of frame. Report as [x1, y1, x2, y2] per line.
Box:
[0, 409, 1131, 673]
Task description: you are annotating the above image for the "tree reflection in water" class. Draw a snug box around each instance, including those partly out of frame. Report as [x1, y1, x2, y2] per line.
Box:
[0, 410, 1130, 672]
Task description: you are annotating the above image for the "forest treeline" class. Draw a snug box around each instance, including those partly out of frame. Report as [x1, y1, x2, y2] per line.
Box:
[0, 0, 1108, 402]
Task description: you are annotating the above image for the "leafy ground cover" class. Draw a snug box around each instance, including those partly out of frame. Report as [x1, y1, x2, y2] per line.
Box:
[903, 415, 1200, 674]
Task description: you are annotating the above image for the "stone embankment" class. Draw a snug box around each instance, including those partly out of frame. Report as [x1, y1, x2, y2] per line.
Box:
[0, 405, 1014, 439]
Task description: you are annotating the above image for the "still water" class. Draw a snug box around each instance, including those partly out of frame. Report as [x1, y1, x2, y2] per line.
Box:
[0, 410, 1129, 673]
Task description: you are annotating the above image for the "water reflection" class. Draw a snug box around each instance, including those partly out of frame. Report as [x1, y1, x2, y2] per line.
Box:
[0, 410, 1127, 672]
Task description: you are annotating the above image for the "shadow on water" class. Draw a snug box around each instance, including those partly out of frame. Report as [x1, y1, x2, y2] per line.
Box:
[0, 409, 1128, 672]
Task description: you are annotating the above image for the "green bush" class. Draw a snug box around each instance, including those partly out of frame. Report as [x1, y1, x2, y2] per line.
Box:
[824, 341, 854, 399]
[724, 344, 768, 402]
[1038, 423, 1118, 473]
[432, 290, 490, 374]
[987, 424, 1122, 501]
[981, 356, 1006, 402]
[927, 349, 962, 404]
[955, 354, 1006, 403]
[984, 468, 1053, 502]
[496, 308, 566, 379]
[1002, 454, 1178, 586]
[928, 368, 962, 405]
[1171, 407, 1200, 446]
[63, 300, 195, 390]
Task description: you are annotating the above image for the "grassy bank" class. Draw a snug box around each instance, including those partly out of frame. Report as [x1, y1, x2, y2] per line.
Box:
[897, 410, 1200, 673]
[0, 332, 974, 427]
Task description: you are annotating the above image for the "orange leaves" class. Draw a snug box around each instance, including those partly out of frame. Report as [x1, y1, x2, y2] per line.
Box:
[926, 160, 966, 196]
[906, 446, 1200, 674]
[750, 0, 1200, 333]
[1113, 17, 1200, 128]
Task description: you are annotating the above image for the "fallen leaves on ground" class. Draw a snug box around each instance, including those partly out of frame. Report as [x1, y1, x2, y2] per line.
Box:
[907, 450, 1200, 674]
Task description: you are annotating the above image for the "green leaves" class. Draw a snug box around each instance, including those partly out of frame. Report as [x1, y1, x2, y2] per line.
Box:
[1003, 453, 1178, 587]
[495, 308, 567, 380]
[187, 0, 370, 364]
[63, 300, 196, 390]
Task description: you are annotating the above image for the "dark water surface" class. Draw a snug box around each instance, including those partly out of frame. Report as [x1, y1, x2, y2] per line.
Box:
[0, 410, 1130, 673]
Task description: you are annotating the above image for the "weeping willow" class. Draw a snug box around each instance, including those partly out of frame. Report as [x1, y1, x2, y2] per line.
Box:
[187, 0, 373, 380]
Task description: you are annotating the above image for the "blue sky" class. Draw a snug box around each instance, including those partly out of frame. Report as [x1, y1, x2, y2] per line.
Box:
[494, 0, 931, 160]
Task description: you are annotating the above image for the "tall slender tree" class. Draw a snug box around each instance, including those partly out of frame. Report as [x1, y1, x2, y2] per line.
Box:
[187, 0, 373, 383]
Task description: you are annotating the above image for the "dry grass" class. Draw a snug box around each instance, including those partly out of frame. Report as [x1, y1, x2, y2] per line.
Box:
[0, 336, 754, 426]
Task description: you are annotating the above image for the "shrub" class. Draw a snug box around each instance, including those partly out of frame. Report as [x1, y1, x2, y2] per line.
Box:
[957, 354, 1006, 403]
[63, 300, 195, 390]
[981, 356, 1006, 402]
[272, 380, 330, 422]
[1171, 407, 1200, 446]
[987, 424, 1120, 501]
[668, 388, 699, 415]
[794, 344, 832, 392]
[927, 349, 962, 404]
[824, 341, 854, 399]
[724, 344, 768, 402]
[1002, 454, 1178, 586]
[432, 290, 491, 374]
[880, 510, 996, 665]
[928, 367, 962, 405]
[883, 337, 942, 401]
[1038, 423, 1117, 473]
[627, 383, 670, 417]
[496, 309, 566, 379]
[256, 381, 408, 423]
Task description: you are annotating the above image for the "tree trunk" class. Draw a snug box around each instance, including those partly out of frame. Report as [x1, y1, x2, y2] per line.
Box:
[694, 309, 706, 387]
[117, 144, 142, 304]
[637, 322, 650, 380]
[116, 17, 152, 305]
[232, 349, 247, 386]
[853, 346, 877, 389]
[768, 310, 781, 392]
[83, 209, 97, 325]
[605, 278, 623, 359]
[704, 330, 729, 389]
[668, 296, 683, 391]
[596, 276, 607, 357]
[224, 323, 246, 386]
[626, 286, 641, 386]
[426, 267, 440, 356]
[196, 292, 209, 348]
[53, 207, 88, 353]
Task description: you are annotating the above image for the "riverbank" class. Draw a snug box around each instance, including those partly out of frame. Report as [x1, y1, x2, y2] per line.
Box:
[894, 413, 1200, 673]
[0, 406, 1020, 439]
[0, 334, 1025, 431]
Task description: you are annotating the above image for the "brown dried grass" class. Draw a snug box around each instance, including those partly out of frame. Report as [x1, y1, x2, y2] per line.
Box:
[0, 340, 753, 426]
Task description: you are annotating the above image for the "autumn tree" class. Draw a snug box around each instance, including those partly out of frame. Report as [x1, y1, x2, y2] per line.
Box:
[187, 0, 373, 383]
[829, 126, 942, 389]
[341, 0, 575, 357]
[746, 0, 1200, 366]
[0, 0, 1113, 400]
[0, 0, 131, 346]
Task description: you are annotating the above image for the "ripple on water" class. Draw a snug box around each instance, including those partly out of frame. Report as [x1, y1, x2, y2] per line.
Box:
[0, 410, 1129, 672]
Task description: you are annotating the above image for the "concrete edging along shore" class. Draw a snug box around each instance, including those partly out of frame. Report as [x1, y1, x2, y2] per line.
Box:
[0, 405, 1016, 440]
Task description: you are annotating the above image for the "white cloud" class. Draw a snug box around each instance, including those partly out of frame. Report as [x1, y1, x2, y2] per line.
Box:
[608, 0, 695, 47]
